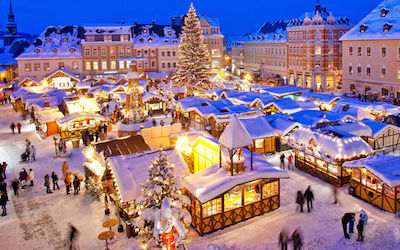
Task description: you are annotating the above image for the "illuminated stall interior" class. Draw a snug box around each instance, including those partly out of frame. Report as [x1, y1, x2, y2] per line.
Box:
[288, 126, 373, 186]
[240, 116, 278, 154]
[36, 110, 64, 136]
[141, 92, 168, 116]
[343, 155, 400, 214]
[56, 112, 105, 142]
[65, 97, 101, 114]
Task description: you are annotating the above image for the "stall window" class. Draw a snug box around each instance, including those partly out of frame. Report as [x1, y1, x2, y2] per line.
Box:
[365, 174, 377, 190]
[244, 181, 261, 205]
[262, 181, 279, 198]
[328, 164, 338, 175]
[316, 159, 327, 171]
[352, 169, 361, 182]
[254, 139, 264, 149]
[385, 185, 395, 198]
[202, 198, 222, 217]
[224, 186, 242, 211]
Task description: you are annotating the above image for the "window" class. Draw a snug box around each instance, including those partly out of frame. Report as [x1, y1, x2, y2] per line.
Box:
[161, 51, 165, 57]
[148, 38, 153, 43]
[358, 47, 362, 56]
[46, 37, 52, 43]
[93, 61, 99, 70]
[224, 186, 242, 211]
[110, 61, 116, 70]
[151, 50, 155, 56]
[306, 32, 310, 41]
[52, 47, 59, 53]
[262, 181, 279, 198]
[167, 51, 171, 57]
[126, 60, 131, 67]
[315, 31, 321, 41]
[315, 46, 321, 55]
[34, 63, 40, 71]
[382, 47, 387, 57]
[350, 84, 356, 94]
[119, 47, 124, 56]
[349, 66, 353, 75]
[367, 47, 371, 56]
[44, 63, 50, 71]
[366, 67, 371, 77]
[137, 50, 142, 56]
[85, 48, 90, 57]
[167, 62, 171, 68]
[121, 34, 129, 41]
[144, 49, 148, 56]
[315, 61, 321, 69]
[202, 198, 222, 217]
[212, 49, 220, 55]
[244, 181, 261, 205]
[328, 31, 333, 40]
[34, 48, 41, 53]
[101, 47, 107, 56]
[397, 68, 400, 80]
[357, 66, 362, 76]
[173, 40, 178, 44]
[85, 62, 91, 70]
[102, 61, 107, 70]
[105, 35, 112, 42]
[119, 61, 125, 69]
[151, 60, 156, 68]
[255, 139, 264, 149]
[126, 47, 131, 56]
[161, 63, 165, 69]
[381, 67, 386, 77]
[92, 48, 98, 57]
[72, 62, 78, 70]
[58, 62, 64, 69]
[382, 88, 389, 97]
[173, 62, 176, 68]
[349, 47, 353, 56]
[69, 47, 76, 53]
[172, 51, 176, 57]
[110, 47, 115, 56]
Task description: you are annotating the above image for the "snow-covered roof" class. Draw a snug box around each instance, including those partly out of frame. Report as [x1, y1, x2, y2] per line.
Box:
[361, 118, 400, 138]
[240, 116, 278, 139]
[298, 92, 340, 105]
[183, 149, 288, 203]
[263, 86, 310, 98]
[269, 117, 301, 137]
[142, 71, 167, 79]
[288, 127, 373, 163]
[117, 120, 153, 132]
[319, 120, 373, 137]
[83, 25, 132, 37]
[340, 0, 400, 41]
[142, 92, 168, 103]
[219, 115, 253, 149]
[37, 110, 64, 123]
[0, 38, 30, 65]
[107, 148, 189, 203]
[331, 103, 375, 121]
[288, 110, 356, 126]
[56, 112, 105, 125]
[343, 155, 400, 187]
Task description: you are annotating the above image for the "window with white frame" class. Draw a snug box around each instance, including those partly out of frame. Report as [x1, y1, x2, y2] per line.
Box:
[85, 48, 90, 56]
[119, 61, 125, 69]
[366, 66, 371, 77]
[110, 61, 116, 70]
[126, 47, 131, 56]
[101, 47, 106, 56]
[381, 67, 386, 77]
[93, 61, 99, 70]
[119, 47, 124, 56]
[102, 61, 107, 70]
[85, 62, 91, 70]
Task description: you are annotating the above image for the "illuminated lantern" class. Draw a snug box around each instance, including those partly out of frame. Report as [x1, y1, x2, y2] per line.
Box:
[87, 120, 90, 125]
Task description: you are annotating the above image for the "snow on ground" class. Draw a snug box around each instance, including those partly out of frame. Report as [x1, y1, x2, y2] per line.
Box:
[0, 103, 400, 249]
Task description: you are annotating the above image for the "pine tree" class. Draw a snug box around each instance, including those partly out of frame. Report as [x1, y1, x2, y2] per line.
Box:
[172, 3, 214, 95]
[134, 150, 192, 241]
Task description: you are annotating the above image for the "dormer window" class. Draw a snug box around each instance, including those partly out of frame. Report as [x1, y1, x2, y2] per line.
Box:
[168, 31, 172, 36]
[164, 39, 169, 44]
[34, 48, 41, 53]
[69, 47, 76, 53]
[143, 29, 148, 33]
[46, 37, 52, 43]
[173, 40, 178, 44]
[62, 37, 69, 43]
[381, 8, 389, 17]
[360, 24, 368, 33]
[56, 28, 61, 34]
[148, 38, 153, 43]
[383, 23, 393, 32]
[139, 38, 144, 42]
[52, 47, 59, 53]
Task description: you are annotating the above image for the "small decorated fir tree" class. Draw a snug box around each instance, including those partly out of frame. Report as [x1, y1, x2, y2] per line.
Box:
[172, 3, 214, 95]
[134, 150, 191, 242]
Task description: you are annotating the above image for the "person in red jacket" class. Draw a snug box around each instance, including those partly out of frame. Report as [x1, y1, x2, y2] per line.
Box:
[17, 122, 22, 134]
[288, 154, 294, 170]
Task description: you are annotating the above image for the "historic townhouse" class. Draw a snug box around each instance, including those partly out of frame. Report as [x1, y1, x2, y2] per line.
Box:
[199, 16, 225, 69]
[341, 0, 400, 99]
[231, 40, 246, 76]
[286, 2, 350, 91]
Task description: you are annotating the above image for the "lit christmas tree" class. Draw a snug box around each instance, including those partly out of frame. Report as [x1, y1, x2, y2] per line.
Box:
[134, 150, 191, 243]
[172, 3, 214, 95]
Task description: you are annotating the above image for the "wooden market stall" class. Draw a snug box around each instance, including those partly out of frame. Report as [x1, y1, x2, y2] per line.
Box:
[183, 115, 288, 235]
[343, 155, 400, 214]
[240, 116, 278, 154]
[141, 92, 168, 116]
[288, 127, 373, 186]
[36, 110, 64, 136]
[361, 118, 400, 151]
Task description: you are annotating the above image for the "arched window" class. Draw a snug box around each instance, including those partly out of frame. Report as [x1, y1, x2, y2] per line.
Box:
[52, 47, 59, 53]
[62, 37, 69, 43]
[69, 47, 76, 53]
[34, 48, 41, 53]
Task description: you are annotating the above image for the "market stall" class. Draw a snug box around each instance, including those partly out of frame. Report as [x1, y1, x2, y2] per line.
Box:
[240, 116, 278, 154]
[343, 155, 400, 214]
[142, 92, 168, 116]
[36, 110, 64, 136]
[361, 118, 400, 151]
[288, 127, 373, 186]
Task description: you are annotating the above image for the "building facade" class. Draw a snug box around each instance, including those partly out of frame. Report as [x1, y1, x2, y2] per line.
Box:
[341, 0, 400, 99]
[199, 16, 225, 69]
[231, 40, 246, 76]
[286, 3, 351, 91]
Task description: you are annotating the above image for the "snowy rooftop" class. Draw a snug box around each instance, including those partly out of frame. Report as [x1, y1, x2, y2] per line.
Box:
[263, 86, 310, 98]
[268, 117, 301, 137]
[37, 110, 64, 123]
[142, 92, 168, 103]
[107, 148, 189, 203]
[343, 154, 400, 187]
[56, 112, 105, 125]
[298, 92, 340, 105]
[219, 115, 253, 149]
[361, 118, 400, 138]
[288, 110, 356, 126]
[240, 116, 278, 139]
[331, 103, 376, 121]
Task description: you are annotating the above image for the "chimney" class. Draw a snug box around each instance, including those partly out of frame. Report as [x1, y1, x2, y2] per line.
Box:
[152, 20, 155, 25]
[134, 20, 137, 25]
[171, 17, 175, 26]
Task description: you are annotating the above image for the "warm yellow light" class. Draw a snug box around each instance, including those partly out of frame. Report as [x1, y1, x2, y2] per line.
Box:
[0, 72, 5, 78]
[244, 73, 252, 81]
[176, 136, 192, 155]
[42, 79, 49, 87]
[362, 168, 367, 173]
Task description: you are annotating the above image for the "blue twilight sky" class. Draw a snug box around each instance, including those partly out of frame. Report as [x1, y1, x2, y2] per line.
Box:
[1, 0, 382, 38]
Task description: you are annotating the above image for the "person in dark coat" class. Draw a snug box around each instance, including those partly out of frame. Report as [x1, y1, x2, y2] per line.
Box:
[279, 229, 289, 250]
[68, 223, 79, 250]
[44, 174, 52, 194]
[341, 213, 355, 239]
[0, 191, 7, 216]
[51, 172, 59, 190]
[102, 124, 107, 134]
[356, 219, 364, 242]
[2, 162, 7, 179]
[292, 229, 303, 250]
[11, 178, 19, 197]
[280, 154, 285, 170]
[10, 122, 15, 134]
[19, 168, 28, 189]
[0, 180, 8, 201]
[296, 190, 304, 213]
[303, 186, 314, 213]
[17, 122, 22, 134]
[73, 176, 80, 194]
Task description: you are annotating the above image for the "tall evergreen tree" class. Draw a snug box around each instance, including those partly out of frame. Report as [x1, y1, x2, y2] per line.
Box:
[172, 3, 214, 95]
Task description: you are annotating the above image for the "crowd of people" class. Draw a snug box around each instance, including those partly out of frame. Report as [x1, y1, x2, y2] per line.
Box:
[21, 139, 36, 162]
[10, 122, 22, 134]
[279, 228, 303, 250]
[0, 94, 11, 105]
[342, 209, 368, 241]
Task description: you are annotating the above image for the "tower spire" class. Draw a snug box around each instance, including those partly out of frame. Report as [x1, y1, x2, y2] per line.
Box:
[8, 0, 15, 23]
[315, 0, 322, 14]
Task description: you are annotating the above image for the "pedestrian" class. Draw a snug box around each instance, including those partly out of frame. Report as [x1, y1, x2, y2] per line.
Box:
[152, 119, 157, 126]
[303, 186, 314, 213]
[95, 129, 99, 142]
[62, 161, 69, 177]
[11, 178, 19, 197]
[280, 153, 285, 170]
[30, 145, 36, 161]
[160, 119, 165, 126]
[0, 191, 7, 216]
[73, 176, 80, 194]
[360, 209, 368, 226]
[10, 122, 15, 134]
[17, 122, 22, 134]
[25, 138, 31, 149]
[296, 190, 304, 213]
[278, 229, 289, 250]
[341, 212, 355, 239]
[0, 164, 3, 181]
[44, 174, 52, 194]
[0, 180, 8, 201]
[332, 184, 340, 205]
[65, 173, 71, 195]
[28, 169, 34, 186]
[2, 161, 7, 179]
[356, 219, 364, 242]
[292, 228, 303, 250]
[19, 168, 28, 189]
[51, 172, 59, 190]
[68, 223, 79, 250]
[288, 154, 294, 170]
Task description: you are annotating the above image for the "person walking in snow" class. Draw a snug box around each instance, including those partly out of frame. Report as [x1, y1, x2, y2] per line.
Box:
[0, 180, 8, 201]
[292, 228, 303, 250]
[73, 176, 80, 195]
[19, 168, 28, 189]
[0, 191, 7, 216]
[341, 212, 355, 239]
[11, 178, 19, 197]
[360, 209, 368, 226]
[44, 174, 52, 194]
[356, 219, 364, 242]
[64, 173, 72, 195]
[332, 184, 340, 205]
[51, 172, 59, 190]
[2, 162, 7, 179]
[68, 223, 79, 250]
[17, 122, 22, 134]
[303, 186, 314, 213]
[28, 169, 34, 186]
[280, 154, 286, 170]
[278, 229, 289, 250]
[288, 154, 294, 170]
[62, 161, 69, 177]
[296, 190, 304, 213]
[30, 145, 36, 161]
[10, 122, 15, 134]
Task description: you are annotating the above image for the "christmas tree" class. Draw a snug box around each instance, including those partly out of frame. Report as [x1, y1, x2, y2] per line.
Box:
[172, 3, 214, 95]
[134, 150, 191, 242]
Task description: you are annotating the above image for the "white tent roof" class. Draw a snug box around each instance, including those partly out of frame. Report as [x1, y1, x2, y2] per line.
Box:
[219, 115, 253, 149]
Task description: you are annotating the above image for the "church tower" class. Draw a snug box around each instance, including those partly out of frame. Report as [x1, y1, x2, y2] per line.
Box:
[4, 0, 19, 46]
